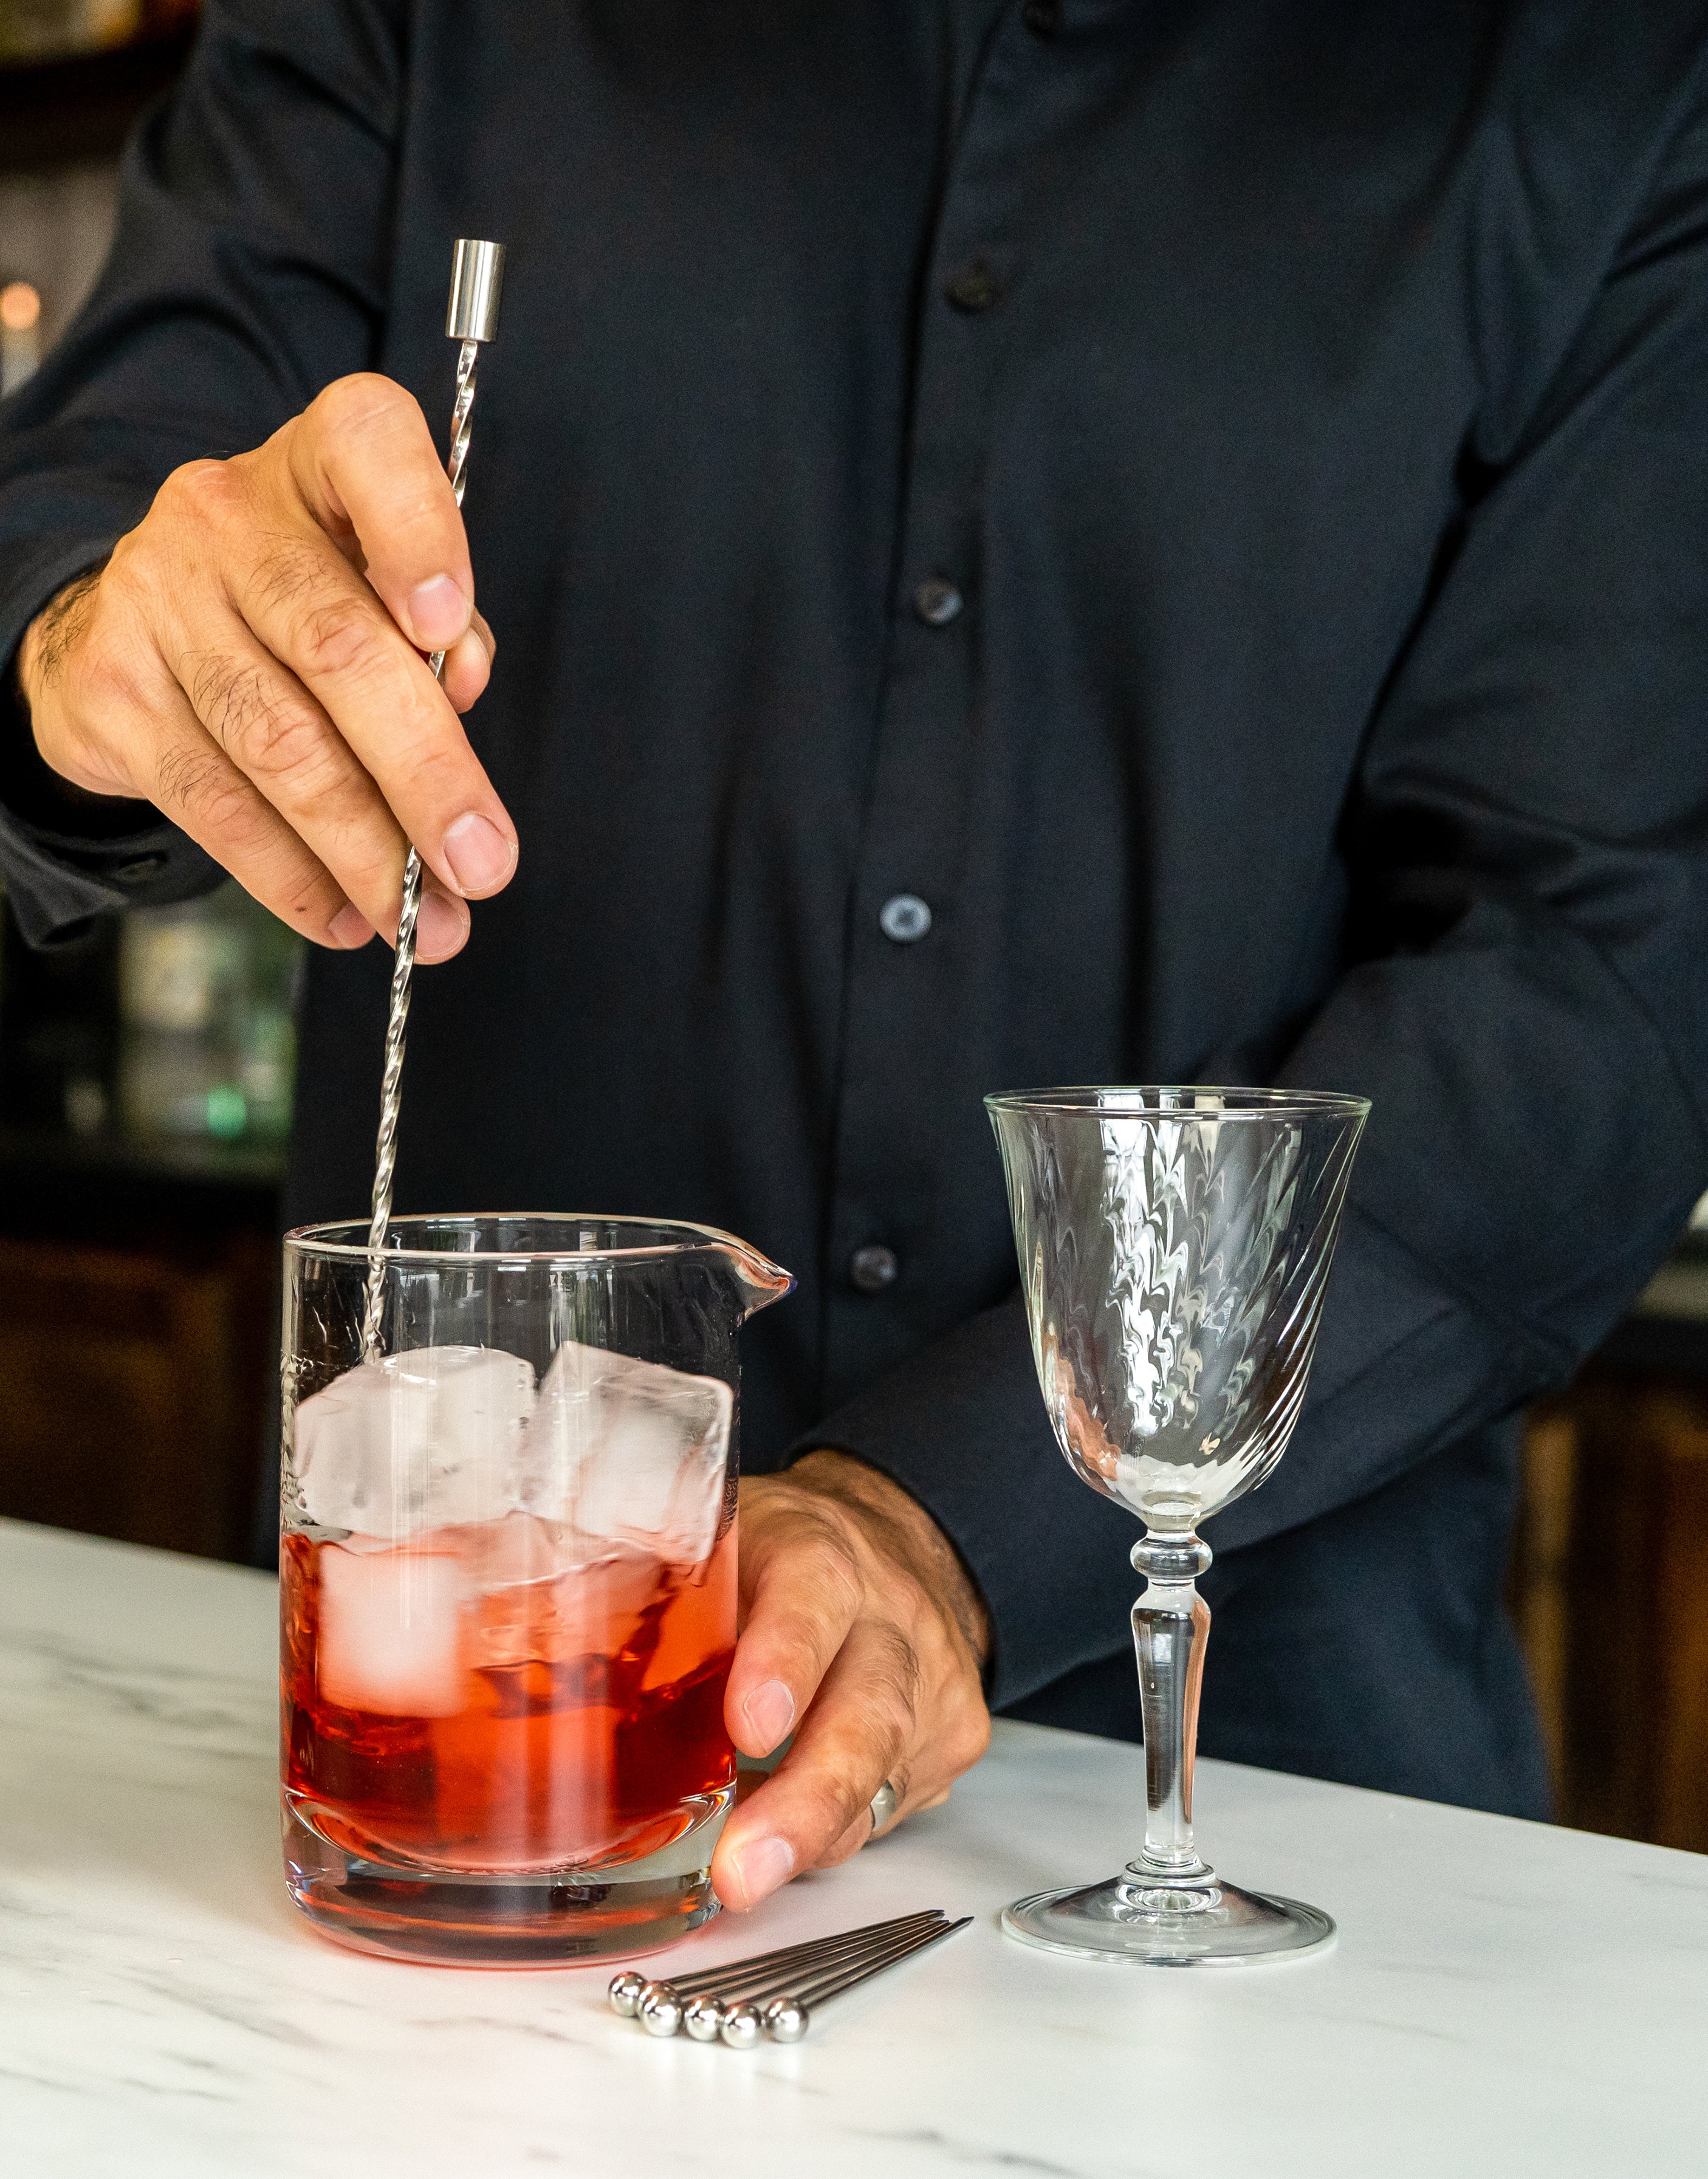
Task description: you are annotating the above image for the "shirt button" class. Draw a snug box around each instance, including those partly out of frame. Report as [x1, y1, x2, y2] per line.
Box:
[944, 259, 1003, 314]
[912, 577, 963, 626]
[849, 1244, 900, 1294]
[879, 893, 933, 944]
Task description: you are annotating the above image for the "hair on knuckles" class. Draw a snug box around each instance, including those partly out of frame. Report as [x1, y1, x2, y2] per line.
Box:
[189, 655, 330, 786]
[154, 739, 256, 837]
[290, 593, 388, 682]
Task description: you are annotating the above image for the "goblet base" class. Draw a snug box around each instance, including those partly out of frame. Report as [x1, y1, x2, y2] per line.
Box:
[1001, 1876, 1334, 1968]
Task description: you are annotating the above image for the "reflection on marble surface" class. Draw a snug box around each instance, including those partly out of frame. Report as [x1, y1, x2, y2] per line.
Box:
[2, 1516, 1707, 2177]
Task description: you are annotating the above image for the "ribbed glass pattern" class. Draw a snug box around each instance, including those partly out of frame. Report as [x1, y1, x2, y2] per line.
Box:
[989, 1088, 1367, 1533]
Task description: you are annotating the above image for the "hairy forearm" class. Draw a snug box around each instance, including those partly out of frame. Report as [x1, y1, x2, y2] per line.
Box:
[5, 560, 171, 838]
[18, 560, 108, 717]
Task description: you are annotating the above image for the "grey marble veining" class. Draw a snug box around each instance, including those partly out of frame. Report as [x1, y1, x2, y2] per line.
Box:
[2, 1516, 1705, 2177]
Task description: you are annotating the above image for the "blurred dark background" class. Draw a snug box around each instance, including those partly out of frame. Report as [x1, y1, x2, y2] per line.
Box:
[2, 0, 1706, 1855]
[1, 3, 289, 1567]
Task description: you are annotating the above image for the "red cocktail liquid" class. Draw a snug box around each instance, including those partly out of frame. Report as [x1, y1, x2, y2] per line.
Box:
[281, 1520, 736, 1873]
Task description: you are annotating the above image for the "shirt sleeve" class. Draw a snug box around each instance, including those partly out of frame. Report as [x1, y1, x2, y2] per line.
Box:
[800, 82, 1708, 1711]
[0, 0, 405, 942]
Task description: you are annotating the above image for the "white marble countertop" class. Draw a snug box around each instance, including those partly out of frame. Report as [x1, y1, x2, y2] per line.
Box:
[3, 1516, 1706, 2177]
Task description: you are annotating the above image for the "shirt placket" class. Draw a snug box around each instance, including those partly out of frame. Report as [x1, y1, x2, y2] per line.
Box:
[818, 12, 1051, 1410]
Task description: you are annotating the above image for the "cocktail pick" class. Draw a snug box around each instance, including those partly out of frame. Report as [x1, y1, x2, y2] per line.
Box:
[708, 1920, 950, 2049]
[609, 1910, 945, 2017]
[361, 237, 507, 1359]
[674, 1916, 949, 2042]
[628, 1912, 947, 2038]
[729, 1915, 973, 2048]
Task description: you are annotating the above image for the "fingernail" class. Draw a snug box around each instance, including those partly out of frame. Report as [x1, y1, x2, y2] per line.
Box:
[742, 1679, 795, 1754]
[413, 890, 469, 961]
[328, 904, 372, 949]
[404, 574, 470, 648]
[442, 811, 517, 896]
[730, 1836, 794, 1908]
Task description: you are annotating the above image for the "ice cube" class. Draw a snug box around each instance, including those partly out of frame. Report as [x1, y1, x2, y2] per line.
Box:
[523, 1342, 732, 1567]
[458, 1507, 566, 1595]
[316, 1544, 467, 1716]
[459, 1514, 669, 1672]
[292, 1345, 537, 1538]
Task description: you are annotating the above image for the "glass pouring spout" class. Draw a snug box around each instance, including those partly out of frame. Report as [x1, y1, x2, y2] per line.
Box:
[704, 1229, 797, 1320]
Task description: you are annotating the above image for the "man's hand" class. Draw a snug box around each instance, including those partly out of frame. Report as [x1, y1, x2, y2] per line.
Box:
[710, 1452, 992, 1912]
[15, 373, 518, 963]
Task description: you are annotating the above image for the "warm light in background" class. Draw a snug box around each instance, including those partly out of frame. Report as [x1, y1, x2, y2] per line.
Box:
[0, 283, 42, 334]
[1, 282, 44, 397]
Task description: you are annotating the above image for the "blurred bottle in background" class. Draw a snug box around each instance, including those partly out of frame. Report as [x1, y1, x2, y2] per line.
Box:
[117, 886, 302, 1147]
[0, 879, 303, 1151]
[0, 890, 118, 1137]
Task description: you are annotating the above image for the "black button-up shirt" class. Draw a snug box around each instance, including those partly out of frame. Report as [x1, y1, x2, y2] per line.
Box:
[4, 0, 1707, 1813]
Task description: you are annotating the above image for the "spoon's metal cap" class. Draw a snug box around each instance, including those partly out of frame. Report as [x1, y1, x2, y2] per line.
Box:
[446, 239, 505, 342]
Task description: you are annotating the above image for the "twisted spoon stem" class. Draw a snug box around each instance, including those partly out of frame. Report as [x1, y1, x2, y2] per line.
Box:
[361, 336, 481, 1359]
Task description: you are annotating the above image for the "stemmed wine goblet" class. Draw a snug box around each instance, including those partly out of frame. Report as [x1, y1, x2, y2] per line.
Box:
[987, 1086, 1369, 1966]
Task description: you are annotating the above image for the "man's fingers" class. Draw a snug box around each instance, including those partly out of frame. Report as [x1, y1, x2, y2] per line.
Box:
[441, 622, 492, 714]
[712, 1617, 922, 1911]
[293, 374, 475, 651]
[817, 1777, 953, 1868]
[165, 610, 406, 914]
[414, 878, 471, 963]
[723, 1510, 863, 1759]
[147, 661, 468, 976]
[815, 1752, 924, 1870]
[131, 677, 374, 950]
[20, 412, 508, 954]
[211, 489, 517, 904]
[161, 585, 481, 963]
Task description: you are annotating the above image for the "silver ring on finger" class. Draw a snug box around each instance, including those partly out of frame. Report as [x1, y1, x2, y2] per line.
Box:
[868, 1778, 900, 1837]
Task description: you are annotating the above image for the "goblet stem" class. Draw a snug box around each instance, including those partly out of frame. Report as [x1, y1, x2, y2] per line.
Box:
[1123, 1529, 1217, 1905]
